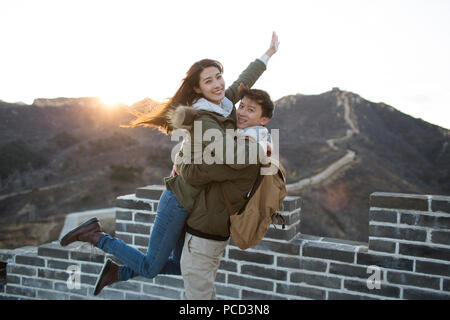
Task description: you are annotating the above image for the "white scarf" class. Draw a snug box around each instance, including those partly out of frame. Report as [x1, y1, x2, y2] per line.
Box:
[192, 97, 233, 118]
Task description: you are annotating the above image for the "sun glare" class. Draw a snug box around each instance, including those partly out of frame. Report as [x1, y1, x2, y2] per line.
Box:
[100, 95, 138, 107]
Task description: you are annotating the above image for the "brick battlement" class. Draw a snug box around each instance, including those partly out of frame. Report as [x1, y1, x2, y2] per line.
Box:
[0, 186, 449, 300]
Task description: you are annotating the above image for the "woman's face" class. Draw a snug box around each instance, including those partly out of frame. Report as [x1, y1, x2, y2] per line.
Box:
[194, 66, 225, 105]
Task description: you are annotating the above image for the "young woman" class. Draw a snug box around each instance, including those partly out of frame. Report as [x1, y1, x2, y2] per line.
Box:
[59, 32, 279, 296]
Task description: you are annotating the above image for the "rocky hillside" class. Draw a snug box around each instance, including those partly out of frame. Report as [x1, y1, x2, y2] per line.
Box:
[0, 89, 449, 248]
[0, 98, 176, 248]
[268, 88, 450, 241]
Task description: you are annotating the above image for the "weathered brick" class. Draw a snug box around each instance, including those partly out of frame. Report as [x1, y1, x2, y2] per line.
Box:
[431, 196, 450, 214]
[399, 243, 450, 261]
[94, 288, 125, 300]
[5, 285, 36, 298]
[130, 276, 154, 285]
[70, 251, 105, 264]
[320, 237, 366, 247]
[125, 292, 155, 300]
[219, 260, 238, 272]
[302, 243, 355, 263]
[400, 213, 450, 229]
[415, 260, 450, 277]
[228, 249, 273, 265]
[38, 268, 68, 281]
[80, 274, 98, 286]
[327, 291, 380, 300]
[37, 290, 69, 300]
[216, 284, 240, 299]
[54, 282, 88, 296]
[277, 256, 327, 272]
[241, 264, 287, 281]
[228, 274, 274, 292]
[115, 222, 150, 235]
[370, 193, 428, 211]
[115, 210, 133, 221]
[281, 196, 302, 212]
[142, 284, 181, 299]
[47, 259, 78, 271]
[154, 275, 184, 289]
[135, 212, 155, 224]
[0, 251, 14, 262]
[290, 271, 341, 289]
[134, 235, 150, 247]
[254, 239, 300, 255]
[216, 272, 226, 283]
[15, 255, 45, 267]
[242, 290, 286, 300]
[265, 223, 299, 241]
[443, 279, 450, 291]
[403, 288, 450, 300]
[357, 252, 413, 271]
[431, 231, 450, 245]
[328, 262, 372, 279]
[6, 274, 20, 285]
[369, 224, 427, 242]
[368, 238, 397, 254]
[109, 280, 142, 292]
[343, 279, 400, 298]
[8, 265, 37, 277]
[369, 210, 397, 223]
[282, 208, 301, 225]
[81, 263, 102, 275]
[69, 295, 89, 300]
[22, 277, 53, 290]
[115, 197, 153, 211]
[115, 232, 133, 245]
[37, 246, 69, 259]
[135, 185, 165, 201]
[386, 271, 440, 290]
[276, 283, 326, 300]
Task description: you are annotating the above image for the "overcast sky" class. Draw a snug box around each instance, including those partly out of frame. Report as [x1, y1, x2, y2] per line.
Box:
[1, 0, 449, 129]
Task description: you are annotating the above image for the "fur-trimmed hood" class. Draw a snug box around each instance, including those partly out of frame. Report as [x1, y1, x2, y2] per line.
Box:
[167, 106, 198, 131]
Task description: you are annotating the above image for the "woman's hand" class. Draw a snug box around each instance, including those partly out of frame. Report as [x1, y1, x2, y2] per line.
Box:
[265, 31, 280, 58]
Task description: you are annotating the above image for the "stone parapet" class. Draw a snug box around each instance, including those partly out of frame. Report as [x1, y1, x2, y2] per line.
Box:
[1, 187, 449, 300]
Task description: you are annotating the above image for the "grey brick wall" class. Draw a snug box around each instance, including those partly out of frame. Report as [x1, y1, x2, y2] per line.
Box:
[1, 186, 449, 300]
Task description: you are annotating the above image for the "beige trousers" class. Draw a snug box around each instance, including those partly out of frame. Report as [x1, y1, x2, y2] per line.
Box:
[180, 232, 228, 300]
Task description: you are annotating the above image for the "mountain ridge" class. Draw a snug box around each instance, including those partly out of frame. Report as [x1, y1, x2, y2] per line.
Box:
[0, 89, 448, 248]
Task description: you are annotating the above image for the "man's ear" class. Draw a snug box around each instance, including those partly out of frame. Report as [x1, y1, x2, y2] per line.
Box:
[260, 117, 270, 126]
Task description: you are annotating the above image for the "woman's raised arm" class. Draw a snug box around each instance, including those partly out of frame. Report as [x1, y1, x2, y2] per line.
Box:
[225, 32, 280, 104]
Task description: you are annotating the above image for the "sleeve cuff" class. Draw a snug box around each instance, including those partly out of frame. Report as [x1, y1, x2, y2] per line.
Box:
[257, 54, 270, 66]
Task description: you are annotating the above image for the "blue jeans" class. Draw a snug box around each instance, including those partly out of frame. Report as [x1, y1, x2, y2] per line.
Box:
[95, 190, 188, 281]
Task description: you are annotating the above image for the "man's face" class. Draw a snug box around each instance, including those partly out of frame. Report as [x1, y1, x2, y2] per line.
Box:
[236, 96, 270, 129]
[194, 66, 226, 105]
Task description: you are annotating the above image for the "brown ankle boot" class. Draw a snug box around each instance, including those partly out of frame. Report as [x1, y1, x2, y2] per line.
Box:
[60, 217, 102, 246]
[94, 259, 119, 296]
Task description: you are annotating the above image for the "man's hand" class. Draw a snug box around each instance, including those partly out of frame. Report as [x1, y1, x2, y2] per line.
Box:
[170, 164, 179, 177]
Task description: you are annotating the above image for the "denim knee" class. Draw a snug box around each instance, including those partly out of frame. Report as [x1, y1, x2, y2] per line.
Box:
[139, 259, 163, 279]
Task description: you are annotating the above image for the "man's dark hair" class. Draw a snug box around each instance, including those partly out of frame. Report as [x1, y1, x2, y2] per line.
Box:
[237, 83, 274, 119]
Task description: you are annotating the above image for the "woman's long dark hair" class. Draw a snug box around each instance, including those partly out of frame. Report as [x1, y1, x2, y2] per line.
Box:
[122, 59, 223, 134]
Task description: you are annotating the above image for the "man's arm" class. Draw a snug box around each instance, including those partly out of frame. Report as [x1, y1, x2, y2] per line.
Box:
[177, 136, 264, 186]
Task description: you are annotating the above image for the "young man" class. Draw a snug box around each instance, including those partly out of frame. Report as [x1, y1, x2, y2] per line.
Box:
[176, 85, 276, 299]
